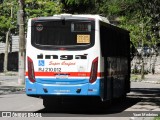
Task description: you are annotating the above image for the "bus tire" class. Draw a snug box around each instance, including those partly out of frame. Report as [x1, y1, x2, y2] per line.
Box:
[43, 97, 60, 110]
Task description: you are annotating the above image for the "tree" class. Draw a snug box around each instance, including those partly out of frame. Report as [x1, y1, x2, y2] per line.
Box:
[0, 0, 19, 42]
[99, 0, 159, 47]
[0, 0, 62, 73]
[61, 0, 99, 13]
[25, 0, 62, 18]
[0, 0, 62, 43]
[0, 0, 159, 48]
[61, 0, 160, 47]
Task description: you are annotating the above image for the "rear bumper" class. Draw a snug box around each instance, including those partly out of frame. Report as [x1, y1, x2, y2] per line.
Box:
[25, 78, 100, 96]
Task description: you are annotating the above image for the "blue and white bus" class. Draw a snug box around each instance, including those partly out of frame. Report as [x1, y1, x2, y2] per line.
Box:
[26, 14, 131, 108]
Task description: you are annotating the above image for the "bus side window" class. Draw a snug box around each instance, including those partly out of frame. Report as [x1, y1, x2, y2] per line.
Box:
[100, 23, 116, 57]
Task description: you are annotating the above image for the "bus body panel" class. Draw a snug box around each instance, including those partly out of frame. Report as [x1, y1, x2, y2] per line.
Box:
[25, 14, 131, 103]
[26, 78, 101, 96]
[99, 20, 131, 101]
[26, 15, 102, 97]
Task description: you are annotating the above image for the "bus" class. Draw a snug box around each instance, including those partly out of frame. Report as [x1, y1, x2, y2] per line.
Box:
[26, 14, 131, 108]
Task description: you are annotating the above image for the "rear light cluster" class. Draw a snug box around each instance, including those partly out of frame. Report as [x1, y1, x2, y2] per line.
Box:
[27, 56, 35, 83]
[89, 57, 98, 83]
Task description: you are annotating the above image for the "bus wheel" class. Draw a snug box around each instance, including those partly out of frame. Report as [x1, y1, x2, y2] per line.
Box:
[43, 99, 52, 109]
[101, 99, 112, 109]
[43, 97, 60, 110]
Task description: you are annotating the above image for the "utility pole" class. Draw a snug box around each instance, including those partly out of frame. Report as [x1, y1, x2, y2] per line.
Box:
[3, 29, 10, 72]
[18, 0, 25, 85]
[140, 23, 145, 79]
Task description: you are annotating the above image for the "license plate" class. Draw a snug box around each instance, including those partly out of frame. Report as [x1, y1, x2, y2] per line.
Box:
[56, 74, 68, 79]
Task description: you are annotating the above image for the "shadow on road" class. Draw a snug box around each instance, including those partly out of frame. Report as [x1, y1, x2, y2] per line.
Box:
[131, 88, 160, 96]
[35, 87, 160, 116]
[35, 96, 142, 116]
[130, 88, 160, 108]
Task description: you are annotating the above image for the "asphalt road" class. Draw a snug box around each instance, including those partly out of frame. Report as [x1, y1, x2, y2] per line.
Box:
[0, 82, 159, 120]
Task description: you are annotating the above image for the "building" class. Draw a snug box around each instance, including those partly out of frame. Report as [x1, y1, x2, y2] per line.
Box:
[0, 36, 19, 71]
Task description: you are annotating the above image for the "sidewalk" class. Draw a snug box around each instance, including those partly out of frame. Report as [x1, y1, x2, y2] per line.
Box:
[142, 73, 160, 84]
[131, 73, 160, 84]
[0, 72, 25, 95]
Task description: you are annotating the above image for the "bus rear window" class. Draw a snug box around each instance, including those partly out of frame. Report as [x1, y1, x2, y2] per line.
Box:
[31, 20, 95, 50]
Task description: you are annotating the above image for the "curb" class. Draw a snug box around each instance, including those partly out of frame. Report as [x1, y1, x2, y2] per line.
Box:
[0, 72, 18, 76]
[131, 74, 160, 84]
[0, 85, 25, 95]
[142, 81, 160, 84]
[131, 80, 160, 84]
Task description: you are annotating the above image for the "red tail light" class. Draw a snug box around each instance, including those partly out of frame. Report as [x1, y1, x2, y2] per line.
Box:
[89, 57, 98, 83]
[27, 56, 35, 83]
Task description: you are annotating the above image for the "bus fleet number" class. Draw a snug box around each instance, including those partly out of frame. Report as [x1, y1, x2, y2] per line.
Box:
[38, 67, 61, 72]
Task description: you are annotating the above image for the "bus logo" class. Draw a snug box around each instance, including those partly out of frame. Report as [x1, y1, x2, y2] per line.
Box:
[36, 24, 43, 31]
[37, 54, 88, 60]
[38, 60, 45, 66]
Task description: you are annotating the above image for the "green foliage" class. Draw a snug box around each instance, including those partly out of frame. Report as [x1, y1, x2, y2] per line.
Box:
[154, 117, 160, 120]
[0, 0, 19, 42]
[64, 0, 90, 5]
[62, 0, 160, 47]
[25, 0, 62, 18]
[0, 0, 62, 43]
[61, 0, 98, 13]
[0, 0, 159, 47]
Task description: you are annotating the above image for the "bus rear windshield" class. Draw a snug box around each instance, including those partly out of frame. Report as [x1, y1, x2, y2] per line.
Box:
[31, 19, 95, 50]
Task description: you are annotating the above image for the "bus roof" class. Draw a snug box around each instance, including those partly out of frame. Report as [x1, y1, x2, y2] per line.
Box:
[30, 13, 129, 33]
[31, 14, 110, 24]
